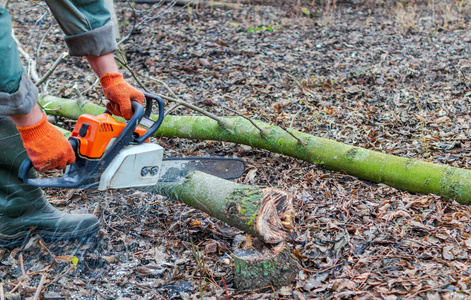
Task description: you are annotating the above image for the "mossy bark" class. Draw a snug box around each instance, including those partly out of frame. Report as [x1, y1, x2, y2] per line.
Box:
[40, 95, 471, 204]
[233, 243, 300, 291]
[143, 171, 294, 244]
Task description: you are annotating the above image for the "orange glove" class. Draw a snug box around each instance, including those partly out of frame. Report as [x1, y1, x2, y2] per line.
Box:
[17, 114, 75, 172]
[99, 73, 145, 120]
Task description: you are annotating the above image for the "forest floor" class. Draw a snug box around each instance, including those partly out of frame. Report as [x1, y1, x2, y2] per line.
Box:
[3, 0, 471, 299]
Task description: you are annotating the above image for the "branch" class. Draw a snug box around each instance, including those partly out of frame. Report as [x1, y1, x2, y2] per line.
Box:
[32, 272, 48, 300]
[113, 55, 230, 128]
[224, 107, 267, 138]
[12, 31, 40, 83]
[278, 124, 306, 146]
[114, 54, 147, 90]
[150, 77, 229, 126]
[158, 93, 230, 128]
[35, 52, 69, 87]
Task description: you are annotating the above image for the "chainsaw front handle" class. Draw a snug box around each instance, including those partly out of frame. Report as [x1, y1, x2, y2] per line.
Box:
[136, 92, 165, 144]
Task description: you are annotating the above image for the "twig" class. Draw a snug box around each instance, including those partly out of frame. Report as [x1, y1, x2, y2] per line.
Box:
[224, 107, 267, 138]
[34, 16, 52, 61]
[131, 0, 243, 10]
[222, 276, 230, 300]
[164, 103, 181, 116]
[82, 78, 100, 95]
[149, 78, 230, 127]
[33, 272, 48, 300]
[115, 52, 230, 128]
[137, 0, 182, 26]
[159, 93, 225, 122]
[19, 253, 27, 278]
[164, 95, 229, 125]
[119, 0, 141, 45]
[0, 282, 4, 300]
[151, 77, 179, 99]
[35, 52, 69, 87]
[405, 286, 447, 300]
[114, 55, 149, 94]
[44, 264, 75, 289]
[11, 31, 40, 83]
[279, 124, 306, 146]
[9, 281, 21, 294]
[39, 239, 54, 257]
[133, 283, 168, 300]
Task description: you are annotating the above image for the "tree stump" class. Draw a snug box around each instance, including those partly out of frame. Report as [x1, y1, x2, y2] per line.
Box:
[233, 242, 300, 291]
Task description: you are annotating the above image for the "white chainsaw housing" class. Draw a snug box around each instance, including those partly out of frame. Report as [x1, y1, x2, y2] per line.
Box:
[98, 143, 164, 191]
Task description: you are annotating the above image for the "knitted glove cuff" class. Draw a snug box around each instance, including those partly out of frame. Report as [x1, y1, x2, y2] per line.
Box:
[17, 113, 52, 141]
[99, 72, 124, 88]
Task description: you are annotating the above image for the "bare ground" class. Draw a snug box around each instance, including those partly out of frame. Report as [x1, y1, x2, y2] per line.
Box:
[2, 1, 471, 299]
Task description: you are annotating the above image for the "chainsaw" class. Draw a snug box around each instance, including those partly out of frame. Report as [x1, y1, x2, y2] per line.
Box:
[18, 92, 245, 190]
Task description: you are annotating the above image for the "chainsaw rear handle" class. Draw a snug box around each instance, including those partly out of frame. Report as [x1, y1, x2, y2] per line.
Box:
[18, 138, 82, 188]
[18, 93, 165, 188]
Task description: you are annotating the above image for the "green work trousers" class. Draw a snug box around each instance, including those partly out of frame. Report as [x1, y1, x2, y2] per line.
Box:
[0, 1, 117, 115]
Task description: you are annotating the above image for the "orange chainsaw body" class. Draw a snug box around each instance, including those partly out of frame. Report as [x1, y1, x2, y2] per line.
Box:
[71, 113, 148, 159]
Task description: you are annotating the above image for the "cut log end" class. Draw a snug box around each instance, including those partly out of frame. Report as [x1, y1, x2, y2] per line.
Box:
[256, 188, 294, 244]
[233, 242, 300, 292]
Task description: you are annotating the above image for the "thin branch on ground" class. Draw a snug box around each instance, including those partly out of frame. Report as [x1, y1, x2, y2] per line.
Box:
[114, 54, 148, 92]
[150, 78, 227, 125]
[224, 107, 267, 138]
[114, 54, 230, 127]
[35, 52, 69, 87]
[151, 76, 179, 99]
[19, 253, 27, 279]
[278, 124, 306, 146]
[138, 0, 182, 26]
[133, 283, 168, 300]
[12, 30, 40, 83]
[164, 103, 182, 116]
[44, 265, 76, 290]
[32, 272, 48, 300]
[82, 78, 100, 95]
[159, 93, 230, 127]
[118, 0, 140, 45]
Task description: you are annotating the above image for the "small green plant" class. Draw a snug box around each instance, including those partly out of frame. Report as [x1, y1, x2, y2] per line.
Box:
[70, 256, 79, 268]
[190, 239, 206, 299]
[301, 7, 311, 16]
[247, 25, 279, 33]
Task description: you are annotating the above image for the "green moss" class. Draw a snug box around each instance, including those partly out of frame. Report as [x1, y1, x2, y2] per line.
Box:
[247, 212, 258, 226]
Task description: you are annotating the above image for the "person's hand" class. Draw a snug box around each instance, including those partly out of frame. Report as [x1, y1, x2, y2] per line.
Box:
[99, 73, 145, 120]
[17, 114, 75, 172]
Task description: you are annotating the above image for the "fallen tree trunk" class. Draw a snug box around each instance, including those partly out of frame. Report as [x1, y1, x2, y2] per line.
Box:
[144, 171, 294, 244]
[40, 95, 471, 204]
